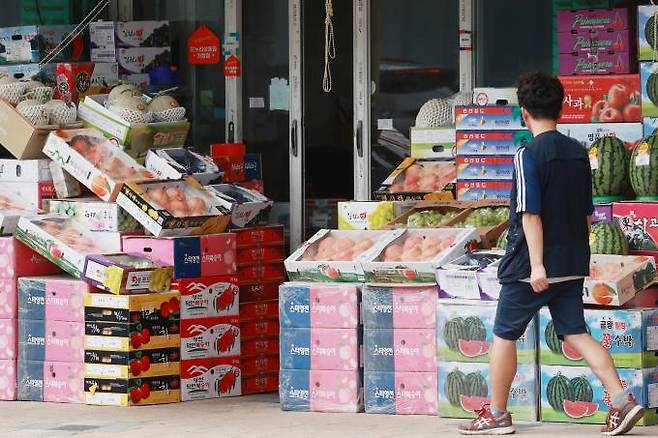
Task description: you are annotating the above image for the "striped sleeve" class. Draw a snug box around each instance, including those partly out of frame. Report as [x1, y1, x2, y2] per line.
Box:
[514, 147, 541, 214]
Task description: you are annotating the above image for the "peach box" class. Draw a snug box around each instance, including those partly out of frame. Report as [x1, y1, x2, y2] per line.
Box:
[0, 279, 17, 319]
[43, 360, 84, 403]
[0, 359, 16, 400]
[0, 236, 60, 278]
[0, 319, 17, 360]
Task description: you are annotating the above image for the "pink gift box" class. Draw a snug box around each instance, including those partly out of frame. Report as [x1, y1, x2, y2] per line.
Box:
[0, 359, 17, 400]
[0, 278, 17, 319]
[394, 329, 436, 372]
[46, 320, 84, 363]
[43, 361, 84, 403]
[311, 329, 359, 370]
[310, 284, 359, 328]
[391, 287, 436, 329]
[0, 319, 17, 360]
[45, 277, 88, 322]
[557, 8, 629, 33]
[559, 51, 631, 76]
[0, 236, 60, 278]
[309, 369, 361, 413]
[558, 30, 630, 54]
[394, 372, 437, 415]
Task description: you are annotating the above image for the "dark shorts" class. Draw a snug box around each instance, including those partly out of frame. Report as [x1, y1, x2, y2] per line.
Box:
[493, 279, 587, 341]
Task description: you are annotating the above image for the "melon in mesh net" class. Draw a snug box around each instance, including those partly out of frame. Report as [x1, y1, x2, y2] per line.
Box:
[415, 98, 453, 127]
[23, 80, 54, 104]
[46, 99, 77, 125]
[0, 81, 29, 106]
[16, 99, 49, 126]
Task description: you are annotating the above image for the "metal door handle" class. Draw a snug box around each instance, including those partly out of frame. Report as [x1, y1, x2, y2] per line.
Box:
[355, 120, 363, 158]
[291, 119, 298, 157]
[228, 121, 235, 143]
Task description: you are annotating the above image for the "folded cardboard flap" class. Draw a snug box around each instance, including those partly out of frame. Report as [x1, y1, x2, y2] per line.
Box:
[0, 99, 49, 159]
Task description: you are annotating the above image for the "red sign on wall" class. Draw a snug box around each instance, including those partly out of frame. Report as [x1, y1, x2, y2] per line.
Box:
[224, 55, 241, 77]
[187, 25, 220, 65]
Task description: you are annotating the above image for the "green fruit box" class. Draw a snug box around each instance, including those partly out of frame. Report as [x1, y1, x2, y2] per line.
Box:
[436, 251, 504, 301]
[373, 157, 457, 201]
[640, 62, 658, 118]
[556, 123, 643, 149]
[438, 361, 538, 421]
[540, 365, 658, 425]
[337, 201, 395, 230]
[44, 198, 141, 232]
[361, 228, 480, 284]
[78, 94, 190, 162]
[436, 299, 537, 364]
[42, 128, 157, 202]
[409, 127, 455, 159]
[539, 307, 658, 368]
[584, 254, 657, 306]
[381, 200, 471, 230]
[284, 229, 395, 283]
[115, 179, 231, 237]
[15, 214, 124, 278]
[639, 5, 658, 61]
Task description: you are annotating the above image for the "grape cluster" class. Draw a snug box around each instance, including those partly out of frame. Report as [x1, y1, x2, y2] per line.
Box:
[367, 203, 395, 230]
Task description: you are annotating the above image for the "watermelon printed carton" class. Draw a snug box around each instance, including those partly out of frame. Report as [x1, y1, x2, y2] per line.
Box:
[556, 122, 643, 150]
[613, 202, 658, 252]
[363, 329, 436, 372]
[279, 369, 362, 412]
[364, 371, 437, 415]
[361, 284, 436, 329]
[436, 300, 537, 364]
[539, 307, 658, 368]
[456, 181, 513, 201]
[641, 62, 658, 118]
[280, 328, 359, 371]
[454, 106, 525, 131]
[456, 156, 515, 181]
[540, 365, 651, 424]
[279, 282, 359, 329]
[643, 117, 658, 137]
[455, 131, 532, 157]
[639, 5, 658, 61]
[438, 361, 538, 421]
[584, 254, 657, 306]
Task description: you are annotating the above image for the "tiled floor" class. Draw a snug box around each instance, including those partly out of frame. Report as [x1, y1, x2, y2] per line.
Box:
[0, 393, 656, 438]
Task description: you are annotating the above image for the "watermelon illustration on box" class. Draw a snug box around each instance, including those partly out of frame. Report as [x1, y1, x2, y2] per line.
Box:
[364, 371, 437, 415]
[556, 122, 643, 150]
[613, 202, 658, 251]
[278, 282, 359, 329]
[437, 362, 538, 421]
[436, 301, 537, 364]
[539, 308, 658, 368]
[540, 365, 652, 424]
[361, 284, 436, 329]
[639, 5, 658, 61]
[279, 369, 362, 413]
[584, 254, 657, 306]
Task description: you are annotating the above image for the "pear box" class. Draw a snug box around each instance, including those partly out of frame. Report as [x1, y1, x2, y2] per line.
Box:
[77, 94, 190, 161]
[204, 184, 273, 229]
[436, 299, 537, 364]
[436, 251, 504, 301]
[45, 198, 141, 232]
[42, 128, 157, 202]
[284, 229, 395, 283]
[82, 253, 173, 295]
[15, 214, 124, 278]
[438, 361, 538, 421]
[584, 254, 657, 306]
[145, 148, 222, 185]
[361, 228, 480, 284]
[539, 307, 658, 368]
[337, 201, 395, 230]
[115, 179, 231, 237]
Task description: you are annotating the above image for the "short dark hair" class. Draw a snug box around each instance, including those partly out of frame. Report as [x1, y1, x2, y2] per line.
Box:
[516, 72, 564, 121]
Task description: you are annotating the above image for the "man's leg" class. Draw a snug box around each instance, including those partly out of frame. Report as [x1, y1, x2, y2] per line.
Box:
[490, 335, 517, 413]
[562, 333, 623, 397]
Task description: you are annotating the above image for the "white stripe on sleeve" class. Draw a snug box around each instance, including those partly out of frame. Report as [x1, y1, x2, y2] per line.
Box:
[515, 149, 526, 213]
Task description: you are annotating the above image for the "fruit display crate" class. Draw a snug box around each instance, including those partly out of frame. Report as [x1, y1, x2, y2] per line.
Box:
[373, 158, 457, 201]
[382, 201, 471, 230]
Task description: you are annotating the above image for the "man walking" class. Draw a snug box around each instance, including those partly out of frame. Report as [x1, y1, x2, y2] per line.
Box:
[458, 72, 644, 436]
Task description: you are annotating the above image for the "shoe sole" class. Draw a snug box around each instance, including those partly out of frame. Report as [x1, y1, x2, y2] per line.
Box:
[602, 405, 645, 436]
[459, 426, 516, 435]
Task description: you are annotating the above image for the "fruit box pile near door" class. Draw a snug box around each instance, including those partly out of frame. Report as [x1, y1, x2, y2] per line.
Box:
[373, 158, 457, 201]
[584, 254, 657, 306]
[539, 307, 658, 369]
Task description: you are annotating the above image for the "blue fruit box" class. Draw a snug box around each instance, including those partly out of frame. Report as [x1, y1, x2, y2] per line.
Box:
[584, 254, 657, 306]
[456, 180, 512, 201]
[436, 250, 504, 301]
[437, 361, 538, 421]
[539, 307, 658, 368]
[455, 131, 532, 156]
[456, 156, 514, 181]
[540, 365, 657, 425]
[436, 299, 537, 364]
[454, 106, 525, 131]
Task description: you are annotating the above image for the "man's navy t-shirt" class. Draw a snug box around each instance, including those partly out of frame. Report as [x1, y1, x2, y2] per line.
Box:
[497, 130, 594, 284]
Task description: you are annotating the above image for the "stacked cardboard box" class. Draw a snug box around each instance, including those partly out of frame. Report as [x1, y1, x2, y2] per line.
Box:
[210, 142, 264, 194]
[279, 283, 361, 412]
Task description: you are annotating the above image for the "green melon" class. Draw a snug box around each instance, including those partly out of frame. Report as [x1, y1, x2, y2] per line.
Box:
[588, 136, 629, 202]
[464, 316, 487, 342]
[465, 372, 488, 398]
[569, 376, 594, 403]
[547, 373, 571, 412]
[647, 74, 658, 106]
[544, 320, 562, 355]
[446, 370, 467, 407]
[630, 136, 658, 200]
[590, 221, 629, 255]
[444, 317, 467, 352]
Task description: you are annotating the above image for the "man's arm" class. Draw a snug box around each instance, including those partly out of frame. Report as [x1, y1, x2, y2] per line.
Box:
[523, 213, 548, 293]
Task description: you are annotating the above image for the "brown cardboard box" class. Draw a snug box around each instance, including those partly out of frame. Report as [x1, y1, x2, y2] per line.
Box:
[0, 99, 50, 158]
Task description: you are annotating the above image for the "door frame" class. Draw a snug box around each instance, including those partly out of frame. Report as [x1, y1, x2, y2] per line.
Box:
[289, 0, 304, 251]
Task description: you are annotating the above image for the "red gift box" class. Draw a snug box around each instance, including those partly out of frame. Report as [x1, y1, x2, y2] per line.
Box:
[240, 318, 279, 340]
[233, 225, 285, 247]
[241, 336, 278, 357]
[240, 299, 278, 321]
[242, 372, 279, 394]
[237, 245, 285, 265]
[239, 281, 281, 303]
[210, 143, 245, 182]
[241, 354, 279, 376]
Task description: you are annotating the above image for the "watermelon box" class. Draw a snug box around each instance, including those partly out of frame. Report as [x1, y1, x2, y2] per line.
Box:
[556, 122, 643, 150]
[643, 117, 658, 137]
[540, 365, 652, 424]
[584, 254, 657, 306]
[409, 127, 455, 160]
[641, 62, 658, 118]
[337, 201, 395, 230]
[539, 307, 658, 368]
[361, 227, 480, 284]
[454, 106, 525, 131]
[437, 361, 538, 421]
[436, 300, 537, 364]
[558, 75, 641, 124]
[613, 202, 658, 251]
[436, 251, 504, 301]
[639, 5, 658, 61]
[456, 156, 514, 181]
[455, 131, 532, 157]
[456, 180, 512, 201]
[284, 229, 394, 283]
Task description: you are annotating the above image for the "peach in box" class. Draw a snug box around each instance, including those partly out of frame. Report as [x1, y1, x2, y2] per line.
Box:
[116, 179, 230, 237]
[42, 128, 156, 201]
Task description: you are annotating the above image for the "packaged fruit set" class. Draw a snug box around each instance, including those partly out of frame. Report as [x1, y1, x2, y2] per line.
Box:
[386, 202, 468, 229]
[374, 158, 456, 201]
[436, 251, 504, 300]
[116, 179, 230, 237]
[284, 229, 393, 282]
[82, 253, 174, 295]
[584, 254, 657, 306]
[42, 128, 156, 201]
[361, 228, 480, 284]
